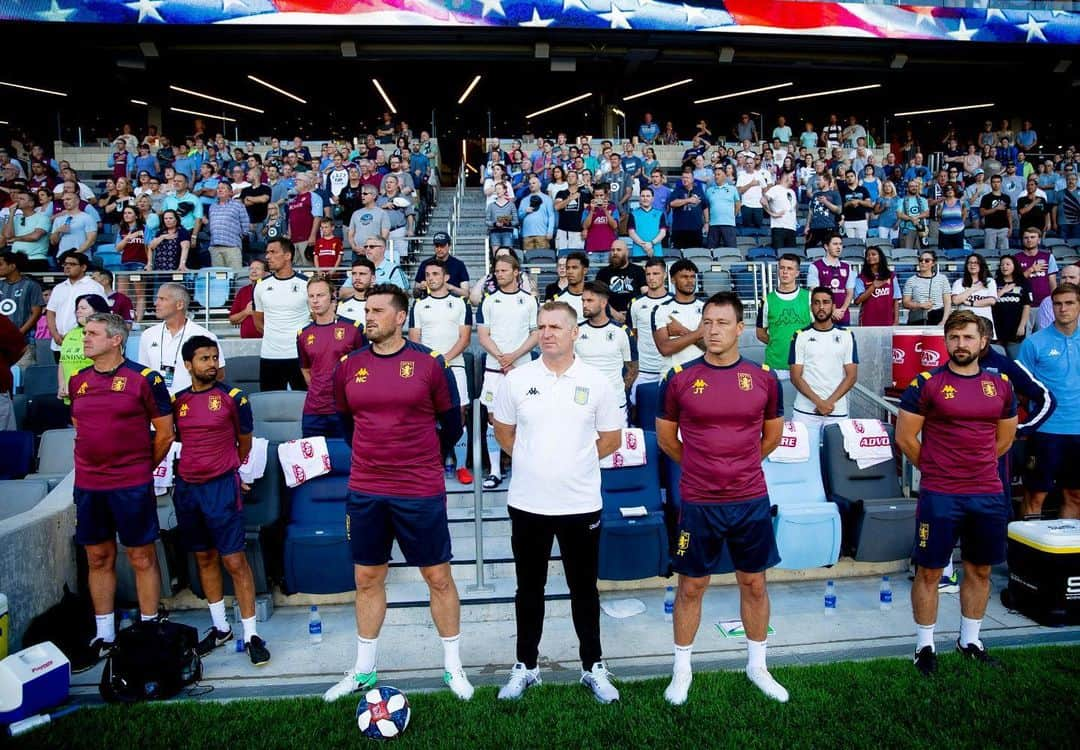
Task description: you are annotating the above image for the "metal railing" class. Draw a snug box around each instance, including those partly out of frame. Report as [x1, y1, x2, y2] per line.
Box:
[466, 396, 493, 594]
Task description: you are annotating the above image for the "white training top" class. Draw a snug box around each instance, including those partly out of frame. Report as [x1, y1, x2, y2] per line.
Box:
[629, 292, 672, 374]
[253, 272, 311, 360]
[478, 288, 538, 369]
[493, 356, 625, 515]
[408, 292, 470, 368]
[789, 324, 858, 417]
[651, 297, 705, 375]
[552, 288, 585, 323]
[574, 320, 634, 405]
[138, 319, 224, 395]
[336, 296, 366, 322]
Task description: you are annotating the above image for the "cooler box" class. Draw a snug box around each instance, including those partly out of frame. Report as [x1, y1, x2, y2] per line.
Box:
[1005, 519, 1080, 626]
[891, 328, 923, 388]
[0, 641, 70, 725]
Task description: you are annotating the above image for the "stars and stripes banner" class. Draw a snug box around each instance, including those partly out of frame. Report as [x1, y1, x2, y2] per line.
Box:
[1, 1, 1077, 44]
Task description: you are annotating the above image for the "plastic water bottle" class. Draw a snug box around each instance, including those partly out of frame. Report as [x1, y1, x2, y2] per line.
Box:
[119, 611, 132, 631]
[879, 576, 893, 611]
[308, 605, 323, 644]
[824, 580, 837, 616]
[663, 586, 675, 622]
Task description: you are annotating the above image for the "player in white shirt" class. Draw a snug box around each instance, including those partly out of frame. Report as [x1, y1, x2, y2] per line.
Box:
[477, 253, 539, 488]
[628, 257, 673, 407]
[337, 256, 374, 322]
[575, 281, 636, 419]
[652, 259, 705, 376]
[253, 238, 310, 391]
[408, 258, 474, 484]
[139, 283, 225, 395]
[552, 251, 588, 323]
[788, 287, 859, 427]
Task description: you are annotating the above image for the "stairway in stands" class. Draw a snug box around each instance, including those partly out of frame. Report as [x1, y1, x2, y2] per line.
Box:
[449, 187, 491, 282]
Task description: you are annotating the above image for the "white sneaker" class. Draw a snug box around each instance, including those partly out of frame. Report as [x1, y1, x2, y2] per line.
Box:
[498, 662, 541, 700]
[581, 661, 619, 704]
[746, 666, 789, 703]
[664, 669, 693, 705]
[322, 669, 377, 702]
[444, 667, 475, 701]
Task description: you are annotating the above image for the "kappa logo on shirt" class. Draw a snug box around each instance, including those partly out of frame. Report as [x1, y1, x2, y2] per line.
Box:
[354, 368, 369, 383]
[942, 385, 957, 400]
[76, 382, 88, 396]
[526, 387, 540, 396]
[692, 378, 707, 395]
[306, 333, 316, 346]
[178, 403, 189, 418]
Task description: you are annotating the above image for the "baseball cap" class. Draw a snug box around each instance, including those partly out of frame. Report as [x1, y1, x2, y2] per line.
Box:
[432, 231, 451, 245]
[973, 168, 984, 176]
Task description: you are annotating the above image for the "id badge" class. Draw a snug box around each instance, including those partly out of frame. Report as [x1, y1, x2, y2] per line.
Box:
[162, 365, 175, 389]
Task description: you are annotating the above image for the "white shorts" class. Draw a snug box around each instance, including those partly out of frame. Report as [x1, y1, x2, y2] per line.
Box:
[555, 230, 584, 250]
[480, 370, 504, 407]
[844, 220, 868, 239]
[629, 371, 660, 406]
[450, 366, 468, 406]
[791, 410, 847, 429]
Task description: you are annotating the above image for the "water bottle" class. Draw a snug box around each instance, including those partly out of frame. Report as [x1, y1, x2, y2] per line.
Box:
[308, 605, 323, 644]
[119, 611, 132, 631]
[824, 580, 837, 616]
[663, 586, 675, 622]
[879, 576, 893, 611]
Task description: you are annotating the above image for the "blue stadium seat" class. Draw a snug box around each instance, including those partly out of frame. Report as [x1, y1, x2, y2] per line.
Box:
[125, 330, 141, 362]
[747, 245, 777, 261]
[193, 268, 233, 309]
[0, 431, 35, 480]
[250, 391, 306, 442]
[21, 364, 57, 399]
[634, 381, 660, 430]
[0, 479, 50, 522]
[94, 249, 122, 270]
[821, 423, 916, 562]
[762, 423, 841, 569]
[598, 430, 668, 581]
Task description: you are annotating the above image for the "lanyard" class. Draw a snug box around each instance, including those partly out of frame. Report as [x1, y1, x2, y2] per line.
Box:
[161, 320, 189, 369]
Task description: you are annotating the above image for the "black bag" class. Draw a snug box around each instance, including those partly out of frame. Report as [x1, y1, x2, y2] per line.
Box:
[22, 585, 95, 667]
[99, 620, 202, 703]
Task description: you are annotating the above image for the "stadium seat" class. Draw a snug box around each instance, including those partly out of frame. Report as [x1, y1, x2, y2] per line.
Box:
[25, 428, 75, 489]
[226, 355, 261, 395]
[598, 430, 668, 581]
[0, 430, 35, 480]
[762, 424, 842, 569]
[193, 268, 233, 309]
[841, 242, 866, 261]
[249, 390, 306, 442]
[943, 246, 969, 261]
[662, 248, 684, 260]
[806, 245, 826, 260]
[681, 247, 713, 262]
[966, 229, 985, 249]
[711, 246, 743, 263]
[0, 479, 51, 521]
[777, 246, 805, 259]
[634, 381, 660, 430]
[747, 245, 777, 260]
[821, 423, 916, 562]
[524, 249, 557, 264]
[21, 364, 57, 399]
[700, 268, 732, 296]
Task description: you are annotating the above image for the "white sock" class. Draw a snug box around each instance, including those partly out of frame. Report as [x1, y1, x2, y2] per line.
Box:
[942, 560, 955, 579]
[441, 634, 463, 673]
[747, 638, 767, 670]
[486, 427, 501, 477]
[916, 623, 936, 651]
[208, 599, 229, 632]
[242, 616, 258, 644]
[95, 613, 115, 643]
[354, 636, 378, 674]
[959, 616, 982, 648]
[140, 613, 156, 622]
[673, 643, 693, 674]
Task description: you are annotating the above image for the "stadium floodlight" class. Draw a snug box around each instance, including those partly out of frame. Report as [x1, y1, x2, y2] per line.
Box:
[247, 75, 307, 104]
[372, 79, 397, 114]
[169, 85, 264, 113]
[693, 82, 793, 104]
[0, 120, 8, 125]
[526, 92, 592, 119]
[170, 107, 237, 123]
[0, 80, 67, 97]
[130, 99, 149, 106]
[778, 84, 881, 102]
[622, 78, 694, 102]
[458, 75, 482, 105]
[893, 103, 994, 117]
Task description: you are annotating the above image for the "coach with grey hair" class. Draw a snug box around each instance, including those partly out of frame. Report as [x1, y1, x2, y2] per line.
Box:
[139, 282, 225, 394]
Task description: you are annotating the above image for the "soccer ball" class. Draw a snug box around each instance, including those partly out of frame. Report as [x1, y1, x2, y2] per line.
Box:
[356, 686, 411, 740]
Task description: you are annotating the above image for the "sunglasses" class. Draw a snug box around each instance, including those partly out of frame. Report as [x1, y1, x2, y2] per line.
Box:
[362, 244, 383, 249]
[919, 257, 934, 263]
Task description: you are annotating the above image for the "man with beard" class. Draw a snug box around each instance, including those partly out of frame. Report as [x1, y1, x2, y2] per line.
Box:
[788, 288, 858, 427]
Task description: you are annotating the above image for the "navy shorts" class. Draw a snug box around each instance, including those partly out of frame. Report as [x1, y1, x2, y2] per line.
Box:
[672, 497, 780, 577]
[74, 482, 159, 548]
[912, 489, 1009, 569]
[1024, 433, 1080, 492]
[346, 491, 452, 568]
[302, 413, 343, 440]
[173, 471, 246, 555]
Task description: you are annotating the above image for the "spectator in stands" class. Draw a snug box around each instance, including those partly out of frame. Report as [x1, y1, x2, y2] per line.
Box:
[0, 310, 24, 429]
[3, 189, 51, 271]
[45, 250, 105, 359]
[162, 173, 203, 259]
[760, 170, 795, 250]
[1059, 172, 1080, 240]
[639, 113, 659, 144]
[872, 179, 900, 242]
[903, 249, 951, 326]
[806, 173, 842, 247]
[347, 186, 390, 259]
[91, 269, 134, 328]
[107, 139, 133, 181]
[0, 249, 44, 366]
[50, 193, 98, 257]
[991, 256, 1032, 359]
[1017, 178, 1050, 235]
[736, 157, 770, 229]
[553, 170, 588, 252]
[58, 293, 110, 402]
[1035, 263, 1079, 331]
[287, 172, 323, 258]
[853, 246, 900, 326]
[582, 185, 620, 257]
[229, 259, 267, 339]
[951, 253, 997, 337]
[1015, 227, 1058, 309]
[937, 184, 966, 252]
[839, 169, 872, 240]
[756, 253, 811, 377]
[312, 217, 343, 272]
[788, 286, 858, 427]
[642, 147, 660, 179]
[963, 170, 990, 226]
[147, 209, 191, 272]
[627, 186, 668, 260]
[594, 240, 646, 325]
[377, 175, 415, 243]
[669, 171, 707, 250]
[1019, 282, 1080, 518]
[194, 162, 221, 211]
[414, 232, 470, 299]
[703, 167, 739, 250]
[647, 168, 671, 214]
[732, 113, 757, 144]
[486, 182, 519, 250]
[207, 182, 249, 270]
[807, 232, 854, 325]
[979, 174, 1012, 253]
[898, 178, 930, 250]
[660, 121, 678, 145]
[518, 176, 555, 251]
[544, 255, 569, 301]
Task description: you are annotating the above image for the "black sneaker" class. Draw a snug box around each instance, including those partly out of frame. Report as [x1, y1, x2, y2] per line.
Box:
[483, 474, 503, 489]
[247, 635, 271, 667]
[196, 626, 234, 657]
[956, 640, 1001, 668]
[913, 646, 937, 676]
[71, 638, 114, 674]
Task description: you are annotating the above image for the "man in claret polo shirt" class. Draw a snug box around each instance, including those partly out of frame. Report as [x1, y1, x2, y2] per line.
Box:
[68, 313, 174, 672]
[298, 276, 364, 438]
[173, 335, 269, 667]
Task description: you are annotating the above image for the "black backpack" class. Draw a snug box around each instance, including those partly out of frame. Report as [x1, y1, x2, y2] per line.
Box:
[99, 620, 202, 703]
[22, 585, 96, 668]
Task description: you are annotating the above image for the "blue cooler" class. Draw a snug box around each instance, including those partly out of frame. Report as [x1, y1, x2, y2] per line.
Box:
[1005, 519, 1080, 626]
[0, 641, 70, 725]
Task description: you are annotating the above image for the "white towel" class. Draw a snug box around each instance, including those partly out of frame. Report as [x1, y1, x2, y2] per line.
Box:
[278, 436, 332, 489]
[238, 437, 269, 485]
[599, 428, 648, 469]
[769, 420, 810, 463]
[152, 442, 182, 495]
[838, 419, 893, 469]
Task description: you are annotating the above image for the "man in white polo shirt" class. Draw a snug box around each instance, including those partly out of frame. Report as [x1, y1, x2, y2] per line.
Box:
[788, 287, 858, 427]
[575, 281, 636, 419]
[253, 238, 310, 391]
[45, 251, 106, 358]
[139, 283, 225, 394]
[492, 300, 624, 705]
